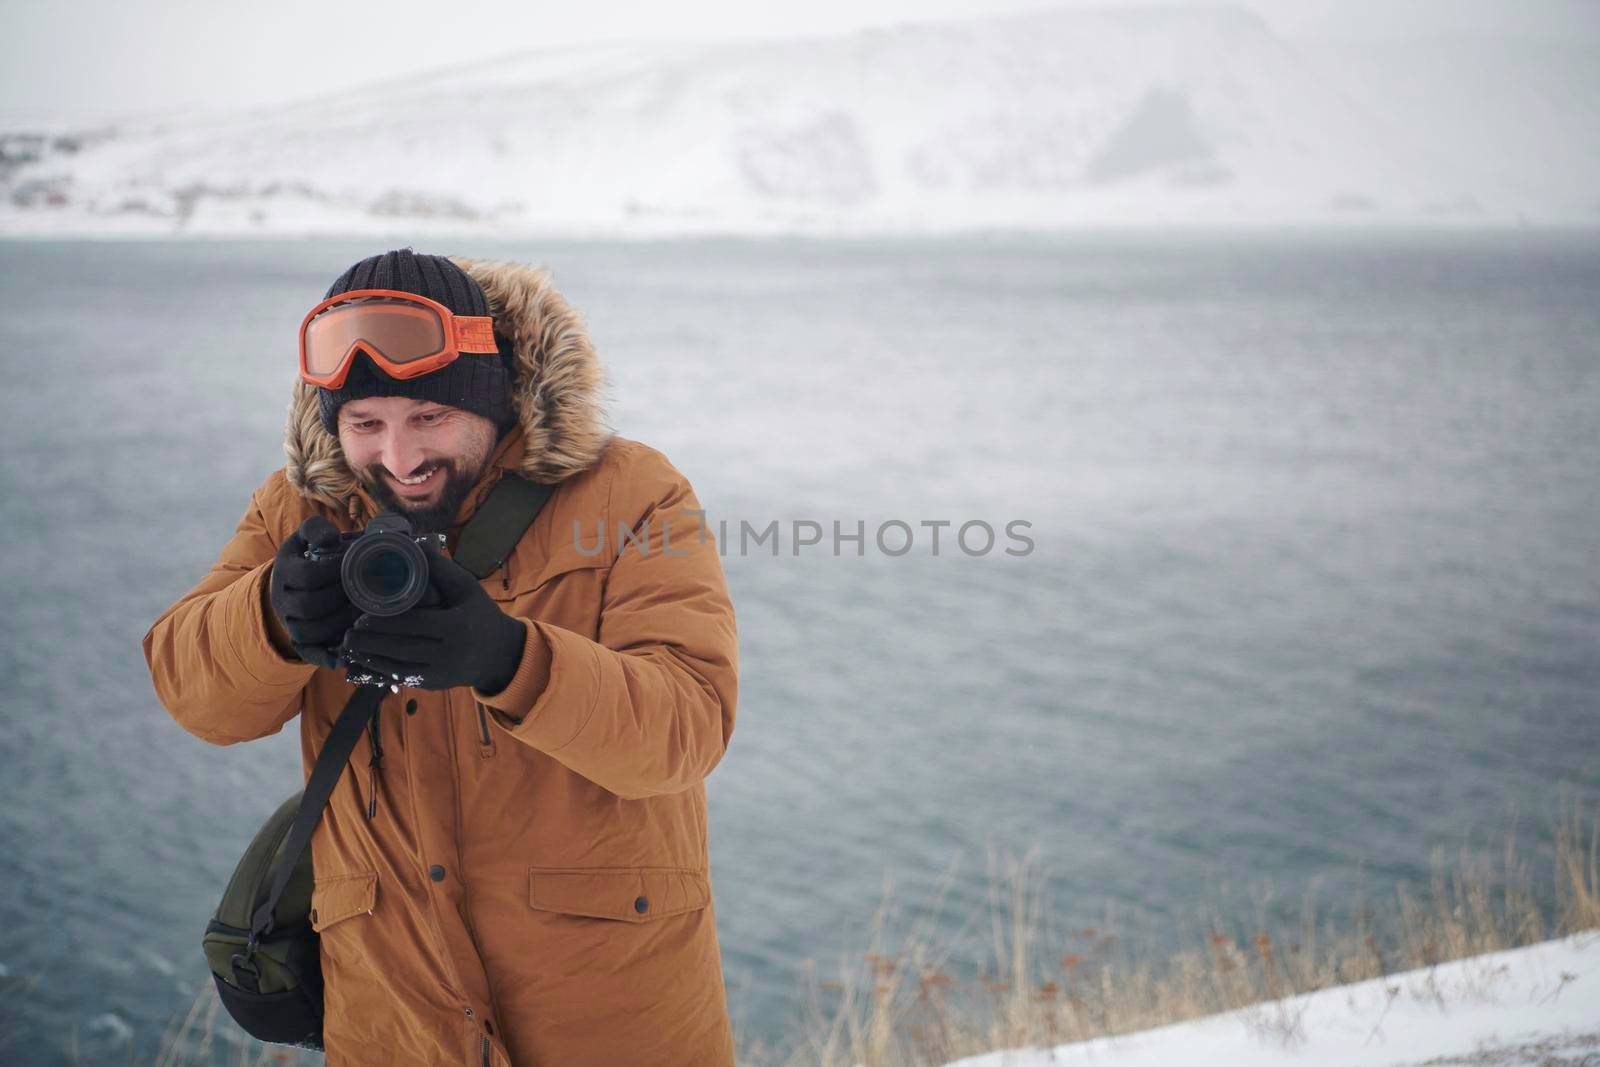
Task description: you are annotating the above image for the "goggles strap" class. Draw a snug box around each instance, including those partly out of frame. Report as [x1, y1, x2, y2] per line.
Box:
[453, 316, 500, 354]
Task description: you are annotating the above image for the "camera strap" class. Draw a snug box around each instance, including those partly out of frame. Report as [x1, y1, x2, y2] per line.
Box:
[453, 472, 556, 580]
[245, 472, 557, 943]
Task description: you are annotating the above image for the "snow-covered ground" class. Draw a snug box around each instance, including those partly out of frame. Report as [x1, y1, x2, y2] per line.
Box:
[3, 5, 1598, 237]
[945, 933, 1600, 1067]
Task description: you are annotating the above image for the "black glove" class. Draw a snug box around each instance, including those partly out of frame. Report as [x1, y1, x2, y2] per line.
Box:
[337, 543, 526, 694]
[268, 515, 358, 670]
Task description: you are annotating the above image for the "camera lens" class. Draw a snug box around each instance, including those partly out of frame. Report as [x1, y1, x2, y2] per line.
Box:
[341, 531, 430, 616]
[358, 548, 411, 598]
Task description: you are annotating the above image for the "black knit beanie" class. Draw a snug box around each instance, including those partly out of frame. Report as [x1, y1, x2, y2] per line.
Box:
[315, 249, 517, 437]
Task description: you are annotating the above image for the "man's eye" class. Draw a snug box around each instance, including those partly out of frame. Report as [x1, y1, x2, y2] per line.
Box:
[350, 421, 377, 431]
[420, 412, 443, 423]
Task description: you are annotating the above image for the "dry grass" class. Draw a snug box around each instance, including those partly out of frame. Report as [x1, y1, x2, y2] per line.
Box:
[18, 793, 1596, 1066]
[733, 790, 1600, 1067]
[55, 978, 320, 1067]
[136, 982, 320, 1067]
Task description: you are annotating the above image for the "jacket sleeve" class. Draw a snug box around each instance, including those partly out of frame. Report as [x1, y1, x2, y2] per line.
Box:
[476, 447, 739, 800]
[142, 473, 318, 745]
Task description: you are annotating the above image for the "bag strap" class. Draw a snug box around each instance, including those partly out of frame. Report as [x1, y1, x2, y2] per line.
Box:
[249, 683, 382, 940]
[246, 472, 558, 941]
[453, 473, 556, 580]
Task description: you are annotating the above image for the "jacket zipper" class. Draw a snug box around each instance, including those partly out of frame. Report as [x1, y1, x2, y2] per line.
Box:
[475, 701, 496, 758]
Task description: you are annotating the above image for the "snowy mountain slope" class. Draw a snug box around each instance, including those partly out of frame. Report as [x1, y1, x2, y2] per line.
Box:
[1293, 34, 1600, 219]
[943, 932, 1600, 1067]
[3, 5, 1597, 236]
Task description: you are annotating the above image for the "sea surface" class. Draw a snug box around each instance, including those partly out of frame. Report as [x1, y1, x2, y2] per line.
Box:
[1, 232, 1597, 1065]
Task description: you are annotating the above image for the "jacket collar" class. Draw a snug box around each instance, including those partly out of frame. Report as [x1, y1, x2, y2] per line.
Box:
[285, 257, 614, 524]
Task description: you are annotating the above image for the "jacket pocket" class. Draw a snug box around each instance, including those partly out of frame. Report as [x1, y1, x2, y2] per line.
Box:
[310, 870, 378, 932]
[490, 548, 608, 604]
[528, 867, 710, 923]
[474, 700, 497, 759]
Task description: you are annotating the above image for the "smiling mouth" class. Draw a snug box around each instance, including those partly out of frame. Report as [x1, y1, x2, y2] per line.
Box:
[388, 465, 442, 492]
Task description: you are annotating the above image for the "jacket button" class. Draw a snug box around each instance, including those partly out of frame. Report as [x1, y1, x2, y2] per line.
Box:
[429, 865, 446, 882]
[634, 896, 649, 914]
[405, 699, 418, 715]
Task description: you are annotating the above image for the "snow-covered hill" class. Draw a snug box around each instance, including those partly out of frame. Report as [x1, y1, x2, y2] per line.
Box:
[3, 5, 1597, 237]
[944, 932, 1600, 1067]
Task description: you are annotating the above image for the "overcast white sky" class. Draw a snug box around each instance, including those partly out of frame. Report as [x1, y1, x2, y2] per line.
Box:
[3, 0, 1595, 122]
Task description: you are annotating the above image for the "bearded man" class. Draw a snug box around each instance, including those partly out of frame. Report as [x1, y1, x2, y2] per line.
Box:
[142, 248, 740, 1066]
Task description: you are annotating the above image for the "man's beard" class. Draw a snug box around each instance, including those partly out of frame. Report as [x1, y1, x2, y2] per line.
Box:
[360, 459, 487, 535]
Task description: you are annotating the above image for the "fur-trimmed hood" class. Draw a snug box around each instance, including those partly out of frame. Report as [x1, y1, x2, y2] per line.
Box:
[283, 256, 614, 520]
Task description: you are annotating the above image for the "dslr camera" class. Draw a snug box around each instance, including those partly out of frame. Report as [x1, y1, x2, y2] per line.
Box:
[305, 512, 447, 617]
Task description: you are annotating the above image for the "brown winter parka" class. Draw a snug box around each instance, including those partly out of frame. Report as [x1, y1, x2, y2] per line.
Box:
[141, 257, 740, 1067]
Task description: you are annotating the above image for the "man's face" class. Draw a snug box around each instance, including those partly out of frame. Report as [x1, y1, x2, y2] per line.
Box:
[337, 396, 499, 535]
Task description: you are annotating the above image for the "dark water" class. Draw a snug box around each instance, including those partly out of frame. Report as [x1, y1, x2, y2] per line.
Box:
[1, 232, 1597, 1064]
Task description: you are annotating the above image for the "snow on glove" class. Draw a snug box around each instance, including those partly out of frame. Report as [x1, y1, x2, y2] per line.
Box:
[338, 542, 526, 694]
[268, 515, 359, 670]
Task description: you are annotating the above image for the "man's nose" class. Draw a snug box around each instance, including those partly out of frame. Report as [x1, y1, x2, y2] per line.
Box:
[380, 431, 431, 479]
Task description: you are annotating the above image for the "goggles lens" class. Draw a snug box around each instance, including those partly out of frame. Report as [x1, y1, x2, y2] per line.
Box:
[304, 297, 448, 377]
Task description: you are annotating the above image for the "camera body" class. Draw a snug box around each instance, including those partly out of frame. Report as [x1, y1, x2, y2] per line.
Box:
[305, 512, 447, 617]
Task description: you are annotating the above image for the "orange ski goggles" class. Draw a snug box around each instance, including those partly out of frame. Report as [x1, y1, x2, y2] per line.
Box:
[297, 288, 500, 389]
